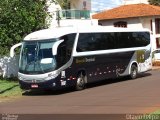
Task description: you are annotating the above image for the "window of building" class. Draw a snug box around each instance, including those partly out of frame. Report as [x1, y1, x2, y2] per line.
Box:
[156, 38, 160, 48]
[83, 1, 87, 9]
[114, 21, 127, 28]
[150, 20, 152, 32]
[155, 18, 160, 34]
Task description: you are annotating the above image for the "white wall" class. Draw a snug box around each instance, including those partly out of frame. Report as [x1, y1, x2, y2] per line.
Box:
[100, 18, 143, 29]
[140, 17, 151, 30]
[139, 17, 157, 51]
[50, 19, 98, 28]
[46, 0, 61, 26]
[0, 56, 19, 78]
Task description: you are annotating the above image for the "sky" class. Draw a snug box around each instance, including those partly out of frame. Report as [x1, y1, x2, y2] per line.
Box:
[92, 0, 123, 12]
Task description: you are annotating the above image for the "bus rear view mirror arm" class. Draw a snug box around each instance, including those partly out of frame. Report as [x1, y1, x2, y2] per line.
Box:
[52, 39, 64, 55]
[10, 43, 22, 57]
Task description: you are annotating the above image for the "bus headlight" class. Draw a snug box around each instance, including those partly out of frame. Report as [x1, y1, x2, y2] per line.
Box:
[18, 76, 24, 80]
[45, 73, 59, 80]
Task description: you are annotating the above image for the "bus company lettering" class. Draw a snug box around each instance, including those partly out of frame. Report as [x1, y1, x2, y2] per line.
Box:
[76, 57, 95, 64]
[76, 58, 85, 64]
[86, 58, 95, 62]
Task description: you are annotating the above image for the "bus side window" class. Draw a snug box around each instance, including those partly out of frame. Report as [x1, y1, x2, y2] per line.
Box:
[77, 33, 96, 52]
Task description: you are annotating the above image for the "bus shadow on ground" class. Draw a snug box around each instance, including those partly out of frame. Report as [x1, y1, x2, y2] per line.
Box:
[87, 72, 151, 89]
[0, 85, 19, 94]
[22, 88, 75, 96]
[22, 72, 152, 96]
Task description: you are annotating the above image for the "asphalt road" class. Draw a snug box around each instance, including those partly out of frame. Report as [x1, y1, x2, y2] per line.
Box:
[0, 70, 160, 119]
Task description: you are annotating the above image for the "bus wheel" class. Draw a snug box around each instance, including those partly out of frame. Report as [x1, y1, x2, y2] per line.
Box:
[76, 73, 86, 91]
[130, 64, 138, 79]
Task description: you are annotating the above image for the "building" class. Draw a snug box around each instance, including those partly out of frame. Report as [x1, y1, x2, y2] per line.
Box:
[49, 0, 125, 27]
[70, 0, 91, 10]
[49, 0, 99, 28]
[70, 0, 122, 12]
[92, 4, 160, 60]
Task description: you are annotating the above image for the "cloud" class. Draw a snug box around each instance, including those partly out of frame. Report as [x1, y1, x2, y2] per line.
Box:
[92, 0, 122, 12]
[114, 0, 123, 5]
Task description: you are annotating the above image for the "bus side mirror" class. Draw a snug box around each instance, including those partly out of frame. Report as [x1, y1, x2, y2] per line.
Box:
[10, 43, 22, 57]
[52, 39, 64, 55]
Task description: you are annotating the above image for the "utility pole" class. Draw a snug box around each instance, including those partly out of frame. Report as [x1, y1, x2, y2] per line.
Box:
[56, 9, 61, 27]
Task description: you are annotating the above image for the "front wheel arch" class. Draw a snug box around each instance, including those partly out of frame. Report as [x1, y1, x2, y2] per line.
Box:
[129, 63, 138, 79]
[75, 70, 87, 91]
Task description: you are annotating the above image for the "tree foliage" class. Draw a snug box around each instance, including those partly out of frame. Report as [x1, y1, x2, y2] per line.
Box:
[56, 0, 70, 9]
[0, 0, 49, 56]
[149, 0, 160, 6]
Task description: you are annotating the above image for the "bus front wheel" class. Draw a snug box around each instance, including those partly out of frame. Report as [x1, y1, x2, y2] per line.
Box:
[130, 64, 138, 79]
[76, 73, 86, 91]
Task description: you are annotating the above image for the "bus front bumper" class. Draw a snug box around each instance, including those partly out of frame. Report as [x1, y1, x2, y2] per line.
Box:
[19, 79, 61, 90]
[19, 78, 76, 90]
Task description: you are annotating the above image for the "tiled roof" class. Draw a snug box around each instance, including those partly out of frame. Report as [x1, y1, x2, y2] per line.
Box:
[92, 4, 160, 20]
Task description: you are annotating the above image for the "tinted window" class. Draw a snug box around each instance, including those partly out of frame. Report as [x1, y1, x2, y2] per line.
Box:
[56, 33, 76, 67]
[76, 33, 116, 52]
[76, 32, 150, 52]
[117, 32, 150, 48]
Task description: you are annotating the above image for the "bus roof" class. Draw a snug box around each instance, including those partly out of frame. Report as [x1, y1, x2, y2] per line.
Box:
[24, 27, 77, 41]
[24, 26, 150, 41]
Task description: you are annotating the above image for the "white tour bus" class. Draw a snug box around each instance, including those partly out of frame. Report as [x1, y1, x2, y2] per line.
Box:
[10, 26, 152, 90]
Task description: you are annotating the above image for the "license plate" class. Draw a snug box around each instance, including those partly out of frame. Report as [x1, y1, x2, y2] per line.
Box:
[31, 84, 38, 88]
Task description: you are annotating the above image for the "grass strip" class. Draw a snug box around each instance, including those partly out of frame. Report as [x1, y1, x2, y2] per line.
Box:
[0, 80, 23, 102]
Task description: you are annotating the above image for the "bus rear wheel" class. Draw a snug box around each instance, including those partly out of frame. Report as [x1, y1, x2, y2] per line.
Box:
[130, 64, 138, 79]
[76, 73, 86, 91]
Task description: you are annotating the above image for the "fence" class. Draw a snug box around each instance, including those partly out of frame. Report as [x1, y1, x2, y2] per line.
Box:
[0, 56, 19, 78]
[57, 10, 91, 20]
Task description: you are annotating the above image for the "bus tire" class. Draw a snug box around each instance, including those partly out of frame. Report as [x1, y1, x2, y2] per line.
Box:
[130, 64, 138, 79]
[76, 73, 86, 91]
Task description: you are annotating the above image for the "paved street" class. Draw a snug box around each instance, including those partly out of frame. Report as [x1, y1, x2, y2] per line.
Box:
[0, 70, 160, 115]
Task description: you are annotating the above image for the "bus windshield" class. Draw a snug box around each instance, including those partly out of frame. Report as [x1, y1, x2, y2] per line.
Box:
[19, 39, 58, 74]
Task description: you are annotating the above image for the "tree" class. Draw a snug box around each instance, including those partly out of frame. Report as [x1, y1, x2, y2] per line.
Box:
[56, 0, 70, 9]
[0, 0, 49, 56]
[149, 0, 160, 6]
